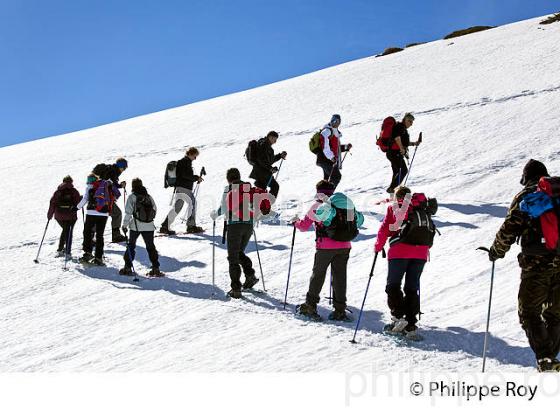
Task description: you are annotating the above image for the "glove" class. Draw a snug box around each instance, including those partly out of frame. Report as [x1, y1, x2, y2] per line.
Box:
[122, 227, 128, 235]
[281, 151, 287, 159]
[374, 244, 384, 254]
[120, 181, 127, 188]
[289, 216, 300, 226]
[347, 143, 353, 150]
[71, 206, 78, 212]
[271, 166, 279, 173]
[210, 210, 219, 221]
[488, 247, 500, 262]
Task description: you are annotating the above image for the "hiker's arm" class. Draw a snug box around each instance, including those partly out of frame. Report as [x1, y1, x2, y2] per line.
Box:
[47, 193, 57, 220]
[321, 129, 335, 161]
[76, 187, 89, 210]
[122, 196, 133, 229]
[490, 198, 525, 258]
[394, 136, 405, 154]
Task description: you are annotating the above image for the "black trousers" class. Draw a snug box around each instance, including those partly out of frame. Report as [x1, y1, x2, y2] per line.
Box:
[254, 176, 280, 199]
[124, 230, 160, 269]
[306, 248, 350, 311]
[226, 224, 255, 291]
[518, 269, 560, 360]
[57, 220, 76, 253]
[317, 159, 341, 188]
[83, 215, 108, 259]
[386, 258, 425, 325]
[386, 150, 408, 191]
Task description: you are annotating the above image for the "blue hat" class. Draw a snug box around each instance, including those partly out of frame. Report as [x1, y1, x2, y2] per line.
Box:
[115, 158, 128, 169]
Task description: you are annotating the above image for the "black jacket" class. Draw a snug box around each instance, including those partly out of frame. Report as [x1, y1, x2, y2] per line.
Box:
[249, 137, 282, 181]
[93, 163, 122, 185]
[391, 122, 410, 148]
[175, 157, 199, 190]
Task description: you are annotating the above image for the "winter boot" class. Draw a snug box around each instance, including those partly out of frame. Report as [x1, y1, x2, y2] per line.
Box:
[242, 274, 259, 290]
[111, 229, 127, 243]
[227, 289, 243, 299]
[403, 324, 422, 341]
[296, 303, 323, 322]
[328, 309, 353, 322]
[159, 226, 176, 235]
[187, 225, 205, 234]
[90, 258, 106, 267]
[386, 316, 408, 334]
[148, 267, 165, 277]
[79, 252, 94, 264]
[537, 358, 557, 372]
[119, 267, 134, 276]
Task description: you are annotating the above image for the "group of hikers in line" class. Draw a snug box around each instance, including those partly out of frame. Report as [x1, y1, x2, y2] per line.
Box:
[45, 113, 560, 371]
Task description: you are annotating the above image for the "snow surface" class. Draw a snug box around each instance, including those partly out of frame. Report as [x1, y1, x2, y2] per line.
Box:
[1, 15, 559, 372]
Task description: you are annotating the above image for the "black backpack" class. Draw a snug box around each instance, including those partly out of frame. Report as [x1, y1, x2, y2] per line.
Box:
[92, 163, 111, 180]
[164, 161, 177, 188]
[245, 140, 259, 166]
[323, 206, 360, 242]
[133, 194, 156, 223]
[56, 187, 75, 211]
[391, 195, 438, 247]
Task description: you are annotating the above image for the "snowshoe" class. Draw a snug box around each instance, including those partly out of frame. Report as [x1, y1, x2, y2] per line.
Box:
[159, 226, 176, 236]
[119, 267, 134, 276]
[111, 231, 127, 243]
[403, 324, 424, 341]
[147, 268, 165, 278]
[242, 275, 259, 290]
[186, 226, 205, 234]
[537, 358, 560, 373]
[79, 253, 94, 264]
[55, 250, 66, 258]
[328, 310, 353, 322]
[385, 317, 408, 334]
[90, 258, 106, 267]
[295, 303, 323, 322]
[227, 289, 243, 299]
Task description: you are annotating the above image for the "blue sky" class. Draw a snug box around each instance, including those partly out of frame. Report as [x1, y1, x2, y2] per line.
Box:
[1, 0, 558, 147]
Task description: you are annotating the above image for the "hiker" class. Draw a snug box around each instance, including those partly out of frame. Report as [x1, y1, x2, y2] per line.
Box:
[487, 159, 560, 372]
[315, 114, 352, 189]
[383, 113, 421, 194]
[210, 168, 260, 298]
[248, 131, 286, 200]
[294, 180, 364, 321]
[374, 186, 436, 340]
[77, 174, 119, 265]
[120, 178, 162, 277]
[160, 147, 204, 235]
[92, 157, 128, 242]
[47, 175, 81, 257]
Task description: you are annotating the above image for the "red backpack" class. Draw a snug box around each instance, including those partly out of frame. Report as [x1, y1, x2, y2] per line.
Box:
[226, 183, 272, 221]
[376, 116, 399, 152]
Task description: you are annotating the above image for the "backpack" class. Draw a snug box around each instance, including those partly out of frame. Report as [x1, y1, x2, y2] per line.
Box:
[316, 193, 362, 241]
[92, 163, 111, 180]
[56, 187, 75, 212]
[245, 140, 259, 166]
[226, 182, 271, 221]
[376, 116, 397, 152]
[309, 127, 333, 155]
[88, 180, 114, 213]
[390, 193, 438, 247]
[164, 161, 177, 188]
[133, 194, 156, 223]
[520, 177, 560, 255]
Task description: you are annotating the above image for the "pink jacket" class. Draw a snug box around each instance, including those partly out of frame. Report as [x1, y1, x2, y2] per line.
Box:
[375, 203, 429, 261]
[295, 202, 351, 250]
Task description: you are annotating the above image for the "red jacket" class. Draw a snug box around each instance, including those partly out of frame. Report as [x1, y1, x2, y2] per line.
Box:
[48, 182, 81, 222]
[375, 201, 429, 261]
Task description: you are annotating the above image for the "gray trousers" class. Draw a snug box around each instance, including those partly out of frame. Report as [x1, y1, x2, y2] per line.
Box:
[111, 203, 123, 231]
[163, 187, 196, 228]
[306, 248, 350, 311]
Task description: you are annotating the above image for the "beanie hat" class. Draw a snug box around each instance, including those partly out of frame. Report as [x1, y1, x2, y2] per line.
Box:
[115, 157, 128, 169]
[520, 159, 549, 186]
[330, 114, 341, 126]
[62, 175, 73, 184]
[316, 180, 336, 197]
[87, 174, 98, 184]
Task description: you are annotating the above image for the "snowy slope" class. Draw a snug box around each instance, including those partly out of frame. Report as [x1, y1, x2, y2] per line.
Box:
[1, 15, 560, 372]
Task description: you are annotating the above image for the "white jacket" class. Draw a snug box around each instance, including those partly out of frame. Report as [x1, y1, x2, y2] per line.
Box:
[123, 193, 157, 232]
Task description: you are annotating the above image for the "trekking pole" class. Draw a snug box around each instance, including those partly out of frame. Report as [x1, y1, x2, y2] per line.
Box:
[253, 229, 266, 292]
[125, 234, 140, 282]
[34, 220, 51, 263]
[283, 225, 297, 309]
[477, 246, 495, 373]
[266, 158, 284, 188]
[212, 220, 216, 289]
[63, 224, 74, 270]
[327, 269, 333, 305]
[403, 132, 421, 186]
[350, 250, 384, 344]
